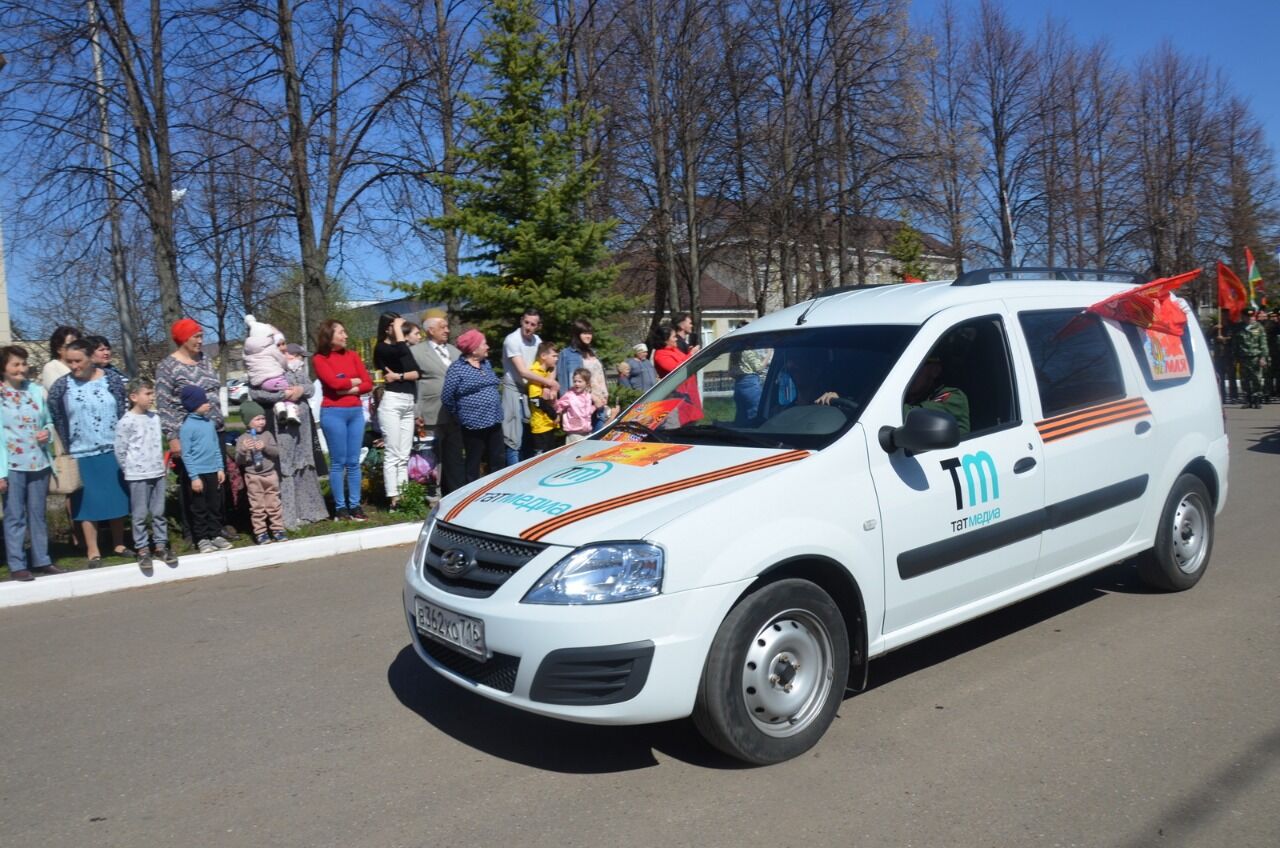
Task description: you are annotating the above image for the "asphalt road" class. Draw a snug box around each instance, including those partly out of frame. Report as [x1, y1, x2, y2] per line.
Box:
[3, 406, 1278, 848]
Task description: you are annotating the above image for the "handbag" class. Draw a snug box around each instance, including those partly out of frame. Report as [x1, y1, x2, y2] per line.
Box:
[48, 432, 82, 495]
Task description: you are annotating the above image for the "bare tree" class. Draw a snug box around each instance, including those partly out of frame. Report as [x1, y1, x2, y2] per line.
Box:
[966, 0, 1039, 266]
[0, 0, 185, 341]
[917, 0, 978, 274]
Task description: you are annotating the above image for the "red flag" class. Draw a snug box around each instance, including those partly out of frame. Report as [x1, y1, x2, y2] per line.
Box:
[1217, 262, 1248, 322]
[1085, 268, 1201, 335]
[903, 274, 924, 283]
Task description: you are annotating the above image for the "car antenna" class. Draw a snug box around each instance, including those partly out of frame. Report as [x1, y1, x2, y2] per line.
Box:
[795, 298, 820, 326]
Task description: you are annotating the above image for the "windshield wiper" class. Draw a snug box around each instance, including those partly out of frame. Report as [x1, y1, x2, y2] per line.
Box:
[664, 423, 790, 450]
[606, 419, 667, 442]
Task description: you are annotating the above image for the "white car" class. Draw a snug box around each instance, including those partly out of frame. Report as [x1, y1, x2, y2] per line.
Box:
[402, 268, 1228, 764]
[226, 379, 249, 404]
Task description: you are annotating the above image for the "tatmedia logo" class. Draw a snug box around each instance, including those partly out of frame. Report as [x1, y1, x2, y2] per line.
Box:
[940, 451, 1000, 510]
[539, 462, 612, 487]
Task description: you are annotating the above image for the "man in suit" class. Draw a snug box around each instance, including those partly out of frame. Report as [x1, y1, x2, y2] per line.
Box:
[410, 312, 465, 494]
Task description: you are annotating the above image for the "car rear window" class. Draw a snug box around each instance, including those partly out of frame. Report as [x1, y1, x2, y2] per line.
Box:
[1018, 310, 1126, 416]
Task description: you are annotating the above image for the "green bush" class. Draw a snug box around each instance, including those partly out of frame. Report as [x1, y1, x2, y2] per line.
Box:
[397, 481, 431, 519]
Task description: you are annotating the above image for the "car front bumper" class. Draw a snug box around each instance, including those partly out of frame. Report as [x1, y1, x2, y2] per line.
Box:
[401, 550, 751, 725]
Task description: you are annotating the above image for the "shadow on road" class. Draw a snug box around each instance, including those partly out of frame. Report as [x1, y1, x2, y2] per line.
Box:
[863, 559, 1148, 692]
[389, 561, 1155, 773]
[1115, 723, 1280, 848]
[386, 645, 748, 774]
[1244, 423, 1280, 453]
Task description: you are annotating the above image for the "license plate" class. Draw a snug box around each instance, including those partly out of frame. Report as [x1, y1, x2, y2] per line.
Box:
[415, 598, 487, 659]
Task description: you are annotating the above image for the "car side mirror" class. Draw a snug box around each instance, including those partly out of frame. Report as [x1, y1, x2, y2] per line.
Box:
[878, 408, 960, 454]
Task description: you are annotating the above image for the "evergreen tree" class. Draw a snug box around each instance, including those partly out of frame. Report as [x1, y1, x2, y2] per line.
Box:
[889, 219, 931, 282]
[414, 0, 634, 353]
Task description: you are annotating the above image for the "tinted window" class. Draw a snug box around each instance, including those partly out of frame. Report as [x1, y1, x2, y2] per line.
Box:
[1018, 310, 1126, 416]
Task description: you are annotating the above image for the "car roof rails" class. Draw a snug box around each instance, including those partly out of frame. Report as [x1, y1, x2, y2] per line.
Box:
[951, 267, 1145, 286]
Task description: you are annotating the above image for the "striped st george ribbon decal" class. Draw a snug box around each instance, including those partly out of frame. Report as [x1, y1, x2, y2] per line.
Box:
[519, 450, 810, 542]
[1036, 397, 1151, 444]
[443, 443, 574, 523]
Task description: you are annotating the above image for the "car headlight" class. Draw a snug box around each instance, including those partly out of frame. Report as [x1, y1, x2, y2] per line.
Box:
[522, 542, 664, 605]
[410, 506, 438, 573]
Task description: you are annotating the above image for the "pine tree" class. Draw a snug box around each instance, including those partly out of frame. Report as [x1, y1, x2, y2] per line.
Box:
[889, 219, 930, 282]
[415, 0, 634, 352]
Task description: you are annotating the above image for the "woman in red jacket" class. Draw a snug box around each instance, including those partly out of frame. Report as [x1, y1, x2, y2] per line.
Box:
[649, 323, 703, 425]
[312, 319, 372, 520]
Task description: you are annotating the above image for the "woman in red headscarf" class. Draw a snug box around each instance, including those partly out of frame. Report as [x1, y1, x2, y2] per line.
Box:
[155, 318, 242, 540]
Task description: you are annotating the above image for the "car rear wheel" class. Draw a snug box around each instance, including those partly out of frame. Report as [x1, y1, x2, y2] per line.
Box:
[1137, 473, 1213, 592]
[693, 579, 849, 765]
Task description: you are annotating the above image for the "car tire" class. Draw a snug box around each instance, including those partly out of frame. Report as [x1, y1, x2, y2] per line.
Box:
[1136, 473, 1214, 592]
[693, 579, 849, 765]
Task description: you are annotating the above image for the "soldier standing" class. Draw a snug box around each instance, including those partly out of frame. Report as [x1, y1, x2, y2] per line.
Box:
[1235, 309, 1270, 409]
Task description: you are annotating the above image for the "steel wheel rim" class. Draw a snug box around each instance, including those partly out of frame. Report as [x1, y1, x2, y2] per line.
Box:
[741, 608, 835, 738]
[1171, 492, 1209, 575]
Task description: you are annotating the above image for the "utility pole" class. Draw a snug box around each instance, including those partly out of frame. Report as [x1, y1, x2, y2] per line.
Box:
[0, 207, 11, 346]
[88, 0, 138, 376]
[0, 54, 10, 345]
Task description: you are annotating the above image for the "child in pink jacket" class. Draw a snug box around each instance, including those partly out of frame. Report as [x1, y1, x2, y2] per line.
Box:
[554, 368, 603, 443]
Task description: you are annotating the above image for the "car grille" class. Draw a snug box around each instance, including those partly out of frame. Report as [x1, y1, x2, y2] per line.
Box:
[421, 521, 548, 598]
[418, 635, 520, 694]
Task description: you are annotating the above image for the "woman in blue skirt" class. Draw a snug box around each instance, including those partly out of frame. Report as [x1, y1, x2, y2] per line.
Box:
[48, 339, 131, 567]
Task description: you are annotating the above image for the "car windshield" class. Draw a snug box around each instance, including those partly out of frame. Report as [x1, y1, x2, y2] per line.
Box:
[602, 325, 916, 450]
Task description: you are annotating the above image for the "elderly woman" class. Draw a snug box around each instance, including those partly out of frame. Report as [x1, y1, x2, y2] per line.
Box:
[1, 345, 63, 580]
[48, 339, 130, 567]
[440, 329, 505, 483]
[248, 342, 329, 529]
[41, 326, 82, 392]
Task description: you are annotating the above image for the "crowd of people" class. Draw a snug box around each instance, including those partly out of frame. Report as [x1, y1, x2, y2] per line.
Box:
[2, 308, 691, 582]
[1212, 307, 1280, 408]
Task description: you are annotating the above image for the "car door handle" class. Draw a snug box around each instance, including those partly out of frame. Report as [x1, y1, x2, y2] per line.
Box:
[1135, 421, 1151, 435]
[1013, 457, 1037, 474]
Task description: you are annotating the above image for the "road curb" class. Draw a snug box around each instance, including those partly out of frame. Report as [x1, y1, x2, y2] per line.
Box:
[0, 521, 421, 610]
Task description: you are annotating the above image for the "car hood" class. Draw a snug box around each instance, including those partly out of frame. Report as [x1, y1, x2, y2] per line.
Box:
[436, 439, 810, 546]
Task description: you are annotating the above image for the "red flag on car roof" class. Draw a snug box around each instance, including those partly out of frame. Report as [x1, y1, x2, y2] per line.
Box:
[1217, 262, 1248, 323]
[1085, 268, 1200, 335]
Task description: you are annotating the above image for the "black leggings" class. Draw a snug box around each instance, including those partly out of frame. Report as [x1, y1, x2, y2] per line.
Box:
[461, 424, 506, 483]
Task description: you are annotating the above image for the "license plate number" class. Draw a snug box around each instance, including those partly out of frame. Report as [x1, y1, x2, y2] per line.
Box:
[415, 598, 487, 659]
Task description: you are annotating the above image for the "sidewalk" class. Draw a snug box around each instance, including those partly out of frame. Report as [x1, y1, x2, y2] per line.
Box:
[0, 521, 420, 610]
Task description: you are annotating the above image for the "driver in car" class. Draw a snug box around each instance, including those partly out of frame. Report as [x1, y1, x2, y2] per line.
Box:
[901, 354, 969, 434]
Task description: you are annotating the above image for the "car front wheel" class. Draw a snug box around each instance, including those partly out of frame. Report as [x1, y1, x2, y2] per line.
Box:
[693, 579, 849, 765]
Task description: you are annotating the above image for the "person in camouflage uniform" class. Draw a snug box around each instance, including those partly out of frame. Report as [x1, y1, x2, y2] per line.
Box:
[1235, 309, 1270, 409]
[1266, 310, 1280, 398]
[902, 355, 970, 434]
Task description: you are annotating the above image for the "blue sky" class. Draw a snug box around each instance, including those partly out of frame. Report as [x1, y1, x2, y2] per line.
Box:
[913, 0, 1280, 151]
[7, 0, 1279, 314]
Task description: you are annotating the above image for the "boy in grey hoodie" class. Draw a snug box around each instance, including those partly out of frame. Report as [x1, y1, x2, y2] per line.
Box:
[114, 378, 176, 568]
